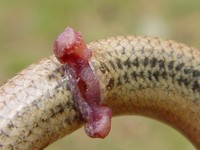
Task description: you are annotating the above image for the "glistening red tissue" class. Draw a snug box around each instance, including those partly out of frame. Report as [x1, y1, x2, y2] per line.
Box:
[53, 27, 112, 138]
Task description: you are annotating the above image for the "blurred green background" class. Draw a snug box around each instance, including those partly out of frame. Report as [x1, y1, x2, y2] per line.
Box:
[0, 0, 200, 149]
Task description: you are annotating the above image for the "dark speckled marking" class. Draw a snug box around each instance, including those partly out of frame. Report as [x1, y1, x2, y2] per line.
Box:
[143, 57, 149, 67]
[147, 70, 152, 80]
[7, 121, 14, 129]
[193, 70, 200, 77]
[123, 72, 129, 83]
[57, 104, 65, 114]
[109, 60, 116, 71]
[112, 56, 200, 94]
[116, 76, 122, 86]
[161, 71, 167, 79]
[175, 63, 184, 71]
[184, 68, 192, 74]
[192, 80, 200, 92]
[116, 58, 123, 69]
[168, 61, 175, 70]
[138, 71, 144, 78]
[106, 78, 115, 90]
[48, 74, 56, 80]
[99, 62, 109, 74]
[177, 76, 190, 87]
[150, 58, 157, 68]
[124, 58, 131, 69]
[131, 71, 137, 80]
[158, 60, 165, 69]
[132, 57, 139, 67]
[152, 71, 160, 81]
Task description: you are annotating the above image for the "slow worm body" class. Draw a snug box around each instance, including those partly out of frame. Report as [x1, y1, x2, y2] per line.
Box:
[0, 35, 200, 149]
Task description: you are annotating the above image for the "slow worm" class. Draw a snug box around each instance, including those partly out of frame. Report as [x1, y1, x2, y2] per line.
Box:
[0, 35, 200, 149]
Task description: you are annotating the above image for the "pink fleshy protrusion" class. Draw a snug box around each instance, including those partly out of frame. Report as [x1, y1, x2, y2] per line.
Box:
[53, 27, 112, 139]
[84, 106, 112, 138]
[53, 27, 91, 64]
[54, 28, 80, 58]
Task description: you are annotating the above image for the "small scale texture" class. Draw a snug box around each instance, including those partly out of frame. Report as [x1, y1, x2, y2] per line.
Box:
[0, 36, 200, 149]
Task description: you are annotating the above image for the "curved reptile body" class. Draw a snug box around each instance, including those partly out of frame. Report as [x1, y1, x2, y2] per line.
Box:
[0, 36, 200, 149]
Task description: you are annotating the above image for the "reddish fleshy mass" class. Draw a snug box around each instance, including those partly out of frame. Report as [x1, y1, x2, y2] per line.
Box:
[53, 27, 112, 138]
[54, 27, 91, 65]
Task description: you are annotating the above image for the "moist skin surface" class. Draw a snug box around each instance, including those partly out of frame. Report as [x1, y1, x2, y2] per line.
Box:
[53, 27, 112, 138]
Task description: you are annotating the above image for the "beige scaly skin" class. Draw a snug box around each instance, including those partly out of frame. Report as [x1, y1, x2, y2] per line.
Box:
[0, 35, 200, 149]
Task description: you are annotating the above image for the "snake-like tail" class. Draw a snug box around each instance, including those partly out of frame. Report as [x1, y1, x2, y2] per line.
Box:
[0, 33, 200, 149]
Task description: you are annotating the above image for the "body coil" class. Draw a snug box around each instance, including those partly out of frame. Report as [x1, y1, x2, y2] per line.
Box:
[0, 36, 200, 149]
